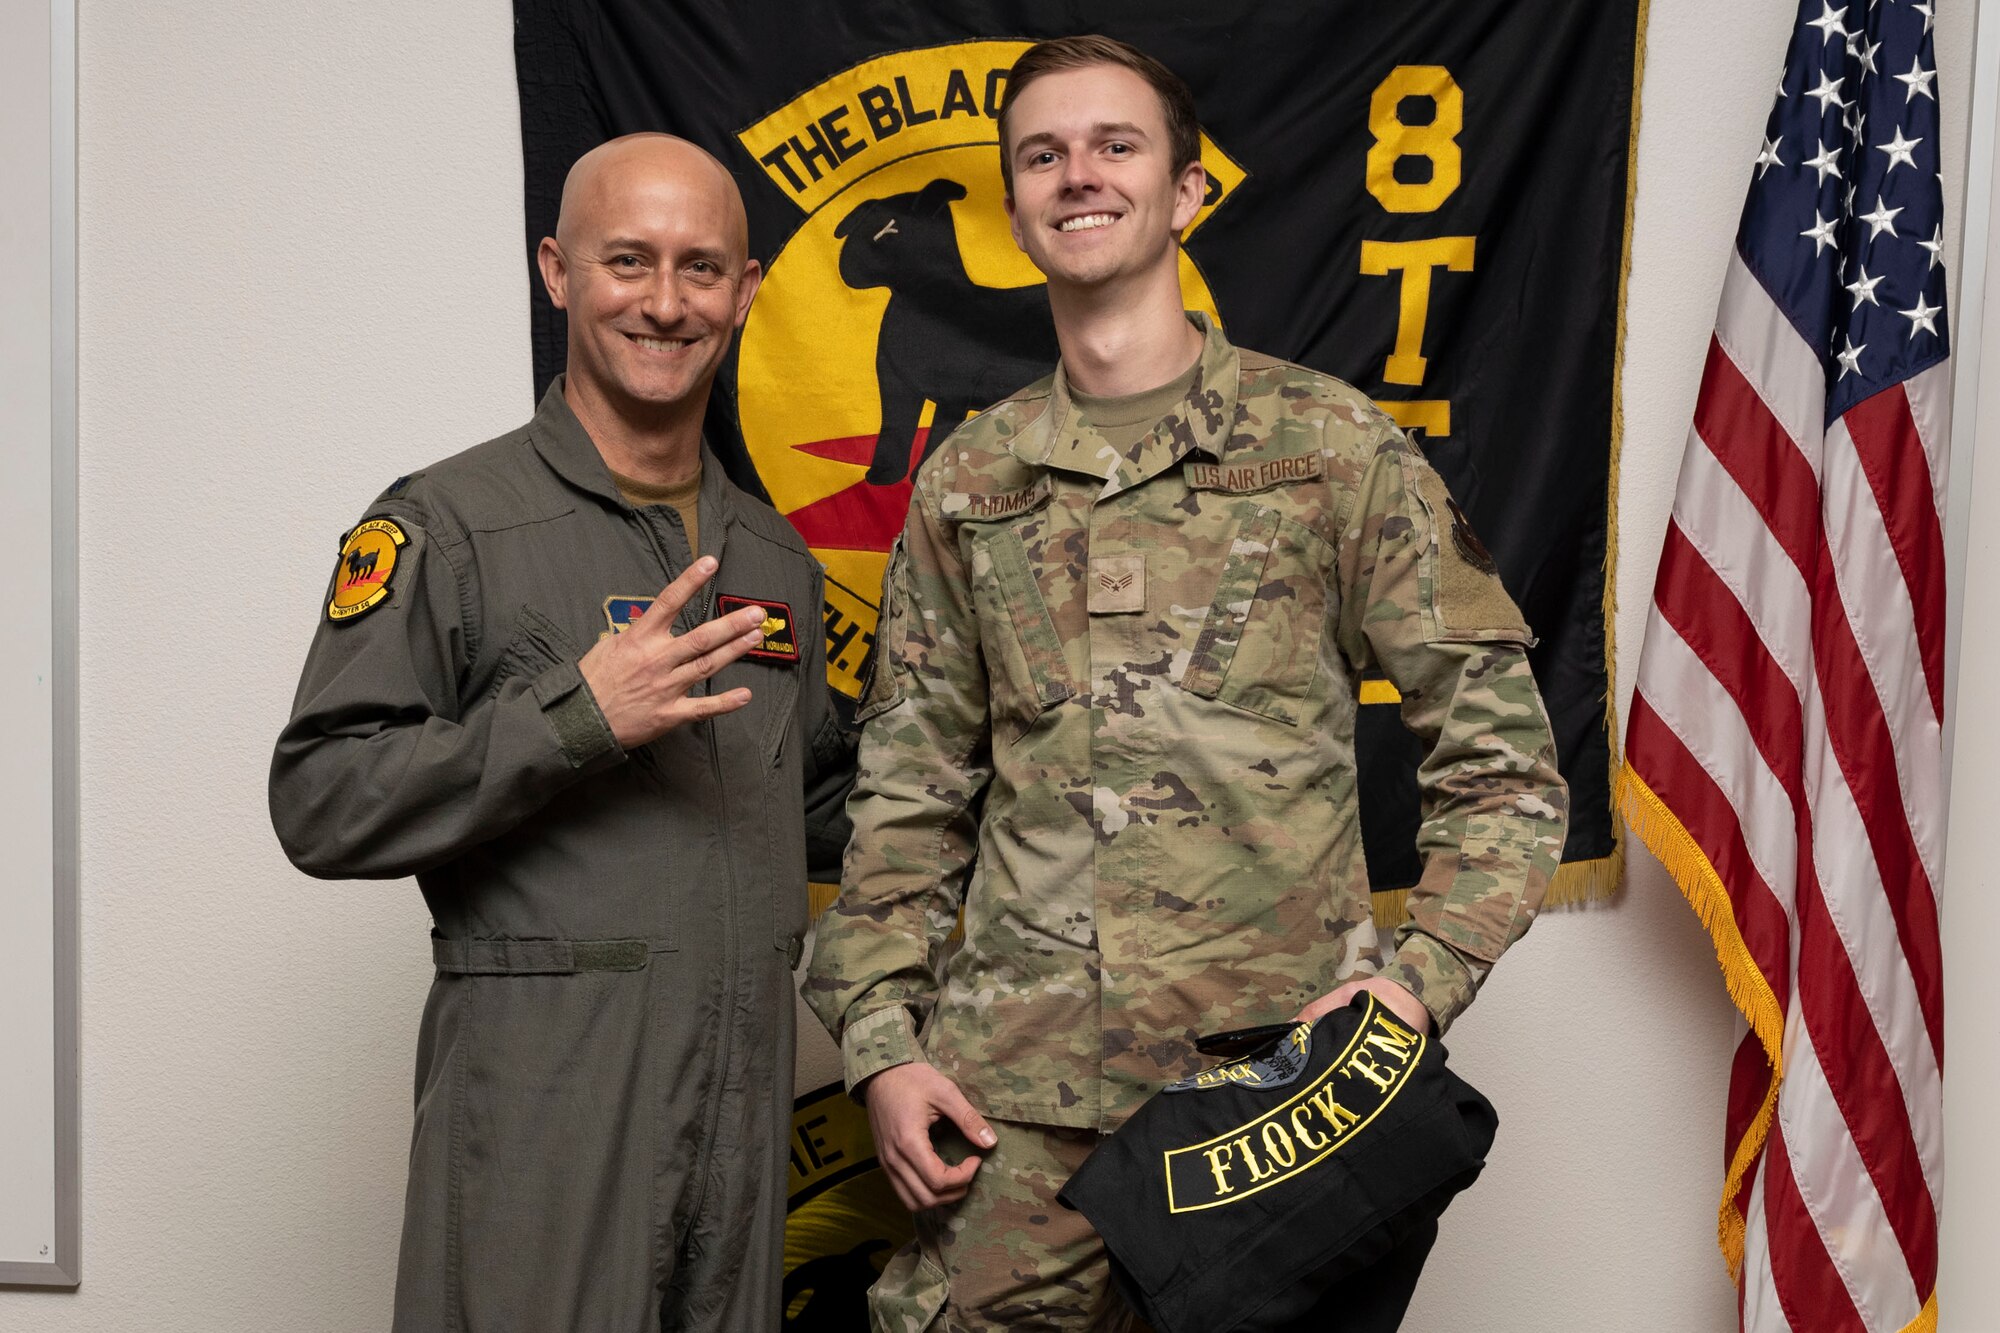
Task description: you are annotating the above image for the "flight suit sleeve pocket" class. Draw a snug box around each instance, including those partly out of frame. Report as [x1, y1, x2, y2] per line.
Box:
[493, 605, 581, 690]
[1183, 505, 1331, 725]
[496, 605, 621, 769]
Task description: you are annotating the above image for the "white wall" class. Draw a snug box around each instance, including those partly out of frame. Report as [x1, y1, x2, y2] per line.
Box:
[0, 0, 1980, 1328]
[1942, 6, 2000, 1324]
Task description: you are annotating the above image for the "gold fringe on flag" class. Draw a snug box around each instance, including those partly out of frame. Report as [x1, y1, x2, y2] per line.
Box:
[807, 880, 842, 920]
[1617, 761, 1785, 1278]
[1369, 851, 1622, 932]
[1561, 0, 1654, 913]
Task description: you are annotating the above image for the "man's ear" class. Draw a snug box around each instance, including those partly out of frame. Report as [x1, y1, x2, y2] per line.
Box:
[1005, 192, 1024, 253]
[536, 237, 569, 310]
[1170, 161, 1207, 235]
[734, 258, 763, 328]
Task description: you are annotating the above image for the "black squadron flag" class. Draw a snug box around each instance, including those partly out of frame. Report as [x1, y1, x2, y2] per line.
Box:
[513, 2, 1641, 1318]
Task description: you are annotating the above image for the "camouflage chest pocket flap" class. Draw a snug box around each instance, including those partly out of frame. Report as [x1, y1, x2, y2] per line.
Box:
[953, 487, 1077, 742]
[1181, 501, 1334, 726]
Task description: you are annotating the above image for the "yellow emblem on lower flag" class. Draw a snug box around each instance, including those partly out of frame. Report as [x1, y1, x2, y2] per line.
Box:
[784, 1081, 912, 1323]
[328, 518, 408, 622]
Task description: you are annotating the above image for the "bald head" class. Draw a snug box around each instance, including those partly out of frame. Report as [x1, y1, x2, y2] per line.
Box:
[537, 132, 764, 442]
[554, 134, 750, 263]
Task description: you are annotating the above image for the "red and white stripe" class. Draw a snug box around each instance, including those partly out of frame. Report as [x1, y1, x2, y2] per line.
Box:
[1624, 250, 1946, 1332]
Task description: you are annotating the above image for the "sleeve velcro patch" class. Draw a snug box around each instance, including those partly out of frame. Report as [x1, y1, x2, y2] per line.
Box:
[1401, 457, 1531, 644]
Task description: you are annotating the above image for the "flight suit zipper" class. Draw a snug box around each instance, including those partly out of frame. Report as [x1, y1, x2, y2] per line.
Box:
[679, 514, 736, 1239]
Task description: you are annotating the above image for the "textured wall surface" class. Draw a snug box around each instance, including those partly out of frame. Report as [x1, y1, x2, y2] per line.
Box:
[0, 0, 1981, 1327]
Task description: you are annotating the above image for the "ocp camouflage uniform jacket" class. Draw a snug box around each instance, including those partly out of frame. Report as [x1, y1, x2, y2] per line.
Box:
[807, 315, 1567, 1131]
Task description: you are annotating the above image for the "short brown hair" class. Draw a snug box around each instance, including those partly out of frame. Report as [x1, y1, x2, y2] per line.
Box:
[996, 35, 1202, 193]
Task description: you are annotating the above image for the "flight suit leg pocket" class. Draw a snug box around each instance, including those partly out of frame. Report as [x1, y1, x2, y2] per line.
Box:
[1183, 505, 1331, 724]
[968, 527, 1076, 742]
[442, 943, 657, 1328]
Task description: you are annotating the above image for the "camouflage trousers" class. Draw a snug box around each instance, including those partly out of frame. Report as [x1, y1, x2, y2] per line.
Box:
[867, 1119, 1148, 1333]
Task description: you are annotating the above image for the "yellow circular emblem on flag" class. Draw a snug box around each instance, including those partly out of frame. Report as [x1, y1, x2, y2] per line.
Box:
[731, 40, 1244, 701]
[327, 518, 408, 622]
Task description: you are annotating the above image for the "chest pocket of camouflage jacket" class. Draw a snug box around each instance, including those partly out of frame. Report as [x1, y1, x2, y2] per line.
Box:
[964, 518, 1078, 742]
[1181, 499, 1333, 725]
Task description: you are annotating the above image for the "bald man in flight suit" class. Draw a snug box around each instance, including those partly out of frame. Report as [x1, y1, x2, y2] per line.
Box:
[272, 135, 852, 1331]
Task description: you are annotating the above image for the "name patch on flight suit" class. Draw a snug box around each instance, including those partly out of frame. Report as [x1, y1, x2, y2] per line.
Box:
[327, 518, 408, 622]
[718, 595, 800, 663]
[1182, 453, 1325, 493]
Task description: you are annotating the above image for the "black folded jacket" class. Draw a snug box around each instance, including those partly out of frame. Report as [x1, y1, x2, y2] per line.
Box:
[1058, 995, 1497, 1333]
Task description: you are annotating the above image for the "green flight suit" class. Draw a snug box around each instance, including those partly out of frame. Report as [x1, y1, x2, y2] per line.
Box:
[272, 380, 852, 1332]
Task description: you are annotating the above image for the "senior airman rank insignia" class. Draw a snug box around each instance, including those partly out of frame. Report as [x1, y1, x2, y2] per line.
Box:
[719, 595, 800, 664]
[327, 518, 408, 622]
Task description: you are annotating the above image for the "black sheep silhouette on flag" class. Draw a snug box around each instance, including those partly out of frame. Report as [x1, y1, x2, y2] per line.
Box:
[833, 178, 1058, 485]
[780, 1239, 892, 1330]
[343, 548, 380, 586]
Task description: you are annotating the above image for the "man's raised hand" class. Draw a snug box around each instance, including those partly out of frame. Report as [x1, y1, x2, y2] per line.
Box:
[578, 556, 767, 749]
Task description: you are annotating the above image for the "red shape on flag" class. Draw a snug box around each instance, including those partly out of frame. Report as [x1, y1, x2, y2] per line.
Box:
[782, 430, 930, 552]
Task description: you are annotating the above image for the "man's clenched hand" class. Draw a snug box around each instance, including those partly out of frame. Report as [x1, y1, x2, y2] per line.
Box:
[859, 1061, 998, 1212]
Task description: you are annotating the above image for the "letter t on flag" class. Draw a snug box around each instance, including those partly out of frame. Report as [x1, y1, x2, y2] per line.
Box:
[1619, 2, 1948, 1330]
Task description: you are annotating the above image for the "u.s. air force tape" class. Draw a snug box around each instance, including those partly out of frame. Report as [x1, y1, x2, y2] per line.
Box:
[1058, 995, 1497, 1333]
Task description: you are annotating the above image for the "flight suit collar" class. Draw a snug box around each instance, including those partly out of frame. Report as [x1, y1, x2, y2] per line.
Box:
[529, 375, 738, 533]
[1010, 313, 1241, 501]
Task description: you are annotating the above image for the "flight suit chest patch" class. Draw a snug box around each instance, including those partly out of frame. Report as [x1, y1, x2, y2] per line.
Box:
[718, 594, 799, 664]
[1182, 452, 1324, 494]
[1089, 555, 1147, 615]
[602, 596, 655, 637]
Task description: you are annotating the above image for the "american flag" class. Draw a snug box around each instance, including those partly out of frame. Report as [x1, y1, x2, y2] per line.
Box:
[1619, 1, 1948, 1330]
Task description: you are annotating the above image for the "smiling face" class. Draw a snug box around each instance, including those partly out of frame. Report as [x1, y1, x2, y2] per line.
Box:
[1003, 63, 1205, 294]
[537, 137, 762, 422]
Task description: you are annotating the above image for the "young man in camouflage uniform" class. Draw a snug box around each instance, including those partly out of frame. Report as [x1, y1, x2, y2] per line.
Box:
[806, 36, 1569, 1330]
